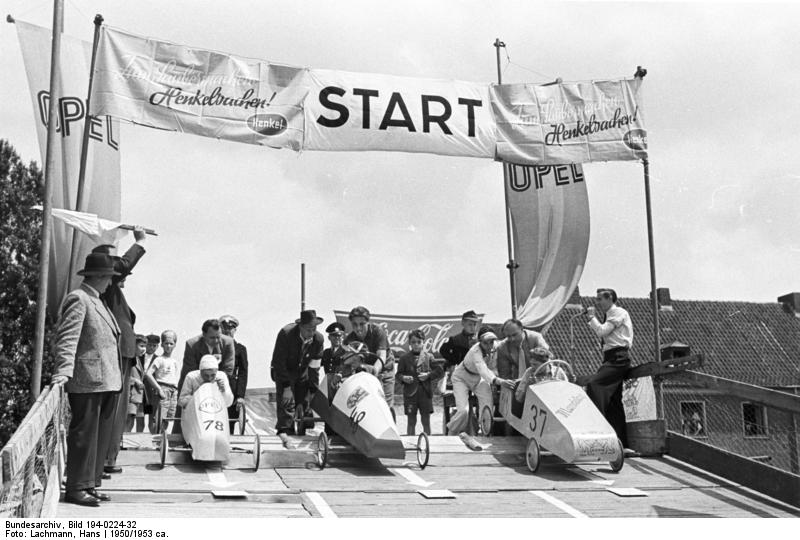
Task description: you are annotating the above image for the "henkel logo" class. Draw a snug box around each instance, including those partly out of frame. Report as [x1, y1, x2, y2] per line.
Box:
[623, 129, 648, 151]
[198, 397, 222, 414]
[247, 113, 287, 136]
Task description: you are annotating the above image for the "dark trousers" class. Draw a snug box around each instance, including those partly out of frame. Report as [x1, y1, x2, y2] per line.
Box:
[66, 392, 116, 491]
[105, 357, 133, 466]
[228, 401, 240, 434]
[275, 379, 309, 435]
[586, 347, 631, 447]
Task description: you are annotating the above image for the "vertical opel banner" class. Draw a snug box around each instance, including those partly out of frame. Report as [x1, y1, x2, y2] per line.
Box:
[506, 163, 590, 328]
[16, 21, 122, 316]
[90, 25, 309, 150]
[491, 78, 647, 165]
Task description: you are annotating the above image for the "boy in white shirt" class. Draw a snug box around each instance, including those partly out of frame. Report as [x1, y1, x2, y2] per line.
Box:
[178, 355, 234, 410]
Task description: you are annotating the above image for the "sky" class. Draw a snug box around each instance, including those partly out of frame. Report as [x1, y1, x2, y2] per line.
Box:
[2, 1, 799, 387]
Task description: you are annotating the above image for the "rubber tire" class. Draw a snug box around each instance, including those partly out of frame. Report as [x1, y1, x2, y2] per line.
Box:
[252, 434, 261, 471]
[525, 438, 541, 473]
[159, 430, 168, 468]
[479, 406, 493, 436]
[316, 432, 329, 469]
[239, 405, 247, 436]
[609, 438, 624, 473]
[416, 432, 430, 470]
[294, 404, 306, 436]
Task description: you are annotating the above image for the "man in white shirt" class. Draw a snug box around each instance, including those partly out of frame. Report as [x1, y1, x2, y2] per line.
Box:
[585, 288, 633, 447]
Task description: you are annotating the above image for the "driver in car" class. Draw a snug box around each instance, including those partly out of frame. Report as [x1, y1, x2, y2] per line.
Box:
[178, 355, 234, 410]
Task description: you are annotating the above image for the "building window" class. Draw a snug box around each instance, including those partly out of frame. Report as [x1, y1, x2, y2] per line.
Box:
[679, 401, 707, 438]
[742, 403, 768, 438]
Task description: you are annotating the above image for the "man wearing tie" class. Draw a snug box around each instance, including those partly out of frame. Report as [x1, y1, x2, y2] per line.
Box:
[174, 319, 235, 433]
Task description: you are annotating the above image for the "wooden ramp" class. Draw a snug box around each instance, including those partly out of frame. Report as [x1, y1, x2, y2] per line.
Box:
[56, 399, 800, 518]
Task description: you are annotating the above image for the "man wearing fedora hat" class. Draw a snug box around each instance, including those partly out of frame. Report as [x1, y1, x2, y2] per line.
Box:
[270, 310, 325, 448]
[51, 253, 123, 507]
[91, 228, 147, 475]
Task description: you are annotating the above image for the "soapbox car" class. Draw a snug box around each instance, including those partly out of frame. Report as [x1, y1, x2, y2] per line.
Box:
[498, 360, 624, 474]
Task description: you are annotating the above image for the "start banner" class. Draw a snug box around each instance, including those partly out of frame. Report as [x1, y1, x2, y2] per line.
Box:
[332, 311, 482, 358]
[304, 69, 495, 158]
[90, 25, 309, 150]
[491, 78, 648, 164]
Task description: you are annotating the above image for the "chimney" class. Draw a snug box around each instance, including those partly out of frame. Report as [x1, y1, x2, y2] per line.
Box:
[778, 292, 800, 318]
[565, 285, 583, 310]
[650, 287, 673, 311]
[661, 341, 691, 360]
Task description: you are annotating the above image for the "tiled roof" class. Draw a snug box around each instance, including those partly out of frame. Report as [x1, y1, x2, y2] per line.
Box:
[495, 296, 800, 388]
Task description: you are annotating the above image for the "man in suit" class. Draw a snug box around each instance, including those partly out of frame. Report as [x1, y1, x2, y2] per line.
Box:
[173, 319, 235, 434]
[91, 228, 147, 475]
[219, 314, 248, 433]
[271, 310, 324, 448]
[51, 253, 122, 507]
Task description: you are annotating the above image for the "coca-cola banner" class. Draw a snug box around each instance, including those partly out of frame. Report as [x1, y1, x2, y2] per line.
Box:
[16, 21, 122, 317]
[490, 79, 647, 165]
[332, 311, 483, 358]
[304, 69, 495, 158]
[507, 163, 589, 328]
[90, 25, 308, 150]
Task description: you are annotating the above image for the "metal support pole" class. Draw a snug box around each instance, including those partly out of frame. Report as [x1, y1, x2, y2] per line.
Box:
[31, 0, 64, 398]
[494, 38, 518, 318]
[66, 14, 104, 292]
[643, 158, 661, 364]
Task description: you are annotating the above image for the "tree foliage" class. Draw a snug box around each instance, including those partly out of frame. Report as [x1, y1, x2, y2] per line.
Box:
[0, 139, 55, 446]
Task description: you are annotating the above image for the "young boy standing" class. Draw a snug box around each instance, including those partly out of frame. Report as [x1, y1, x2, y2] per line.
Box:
[396, 329, 443, 436]
[145, 330, 179, 434]
[126, 335, 147, 432]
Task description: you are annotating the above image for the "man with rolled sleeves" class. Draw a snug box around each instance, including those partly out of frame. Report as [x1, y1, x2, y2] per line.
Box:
[51, 253, 122, 507]
[219, 315, 249, 433]
[91, 228, 147, 475]
[271, 310, 325, 449]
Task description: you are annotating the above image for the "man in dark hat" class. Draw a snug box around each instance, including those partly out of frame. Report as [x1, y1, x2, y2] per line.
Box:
[219, 314, 248, 433]
[438, 310, 481, 389]
[270, 310, 325, 448]
[174, 319, 236, 434]
[51, 253, 122, 506]
[91, 227, 147, 475]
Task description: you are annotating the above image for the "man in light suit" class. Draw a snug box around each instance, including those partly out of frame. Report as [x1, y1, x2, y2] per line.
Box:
[173, 319, 235, 434]
[51, 253, 123, 507]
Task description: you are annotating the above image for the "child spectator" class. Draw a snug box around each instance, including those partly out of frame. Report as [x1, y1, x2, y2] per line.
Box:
[145, 330, 179, 433]
[125, 335, 147, 432]
[396, 329, 443, 435]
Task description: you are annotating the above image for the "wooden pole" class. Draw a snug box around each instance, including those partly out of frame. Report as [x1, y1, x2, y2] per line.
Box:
[31, 0, 64, 399]
[643, 158, 661, 363]
[66, 14, 104, 292]
[494, 38, 518, 318]
[300, 263, 306, 311]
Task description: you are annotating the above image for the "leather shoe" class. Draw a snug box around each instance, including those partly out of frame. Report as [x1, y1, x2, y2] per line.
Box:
[103, 466, 122, 474]
[101, 473, 112, 480]
[64, 490, 100, 507]
[86, 488, 110, 502]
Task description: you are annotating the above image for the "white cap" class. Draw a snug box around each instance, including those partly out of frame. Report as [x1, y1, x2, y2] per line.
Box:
[199, 355, 218, 370]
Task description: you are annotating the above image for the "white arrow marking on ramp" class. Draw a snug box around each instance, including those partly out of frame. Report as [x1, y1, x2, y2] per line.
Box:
[530, 490, 589, 519]
[205, 466, 238, 488]
[390, 468, 434, 487]
[306, 492, 337, 518]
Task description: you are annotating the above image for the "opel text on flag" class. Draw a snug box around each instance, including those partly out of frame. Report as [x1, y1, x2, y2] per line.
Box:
[506, 163, 590, 328]
[90, 25, 309, 150]
[332, 311, 482, 358]
[491, 79, 647, 165]
[305, 69, 496, 158]
[16, 21, 122, 316]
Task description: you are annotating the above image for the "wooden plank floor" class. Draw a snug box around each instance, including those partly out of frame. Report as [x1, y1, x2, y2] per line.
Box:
[56, 402, 800, 518]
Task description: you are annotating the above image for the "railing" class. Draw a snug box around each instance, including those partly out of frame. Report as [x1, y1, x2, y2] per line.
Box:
[0, 383, 68, 518]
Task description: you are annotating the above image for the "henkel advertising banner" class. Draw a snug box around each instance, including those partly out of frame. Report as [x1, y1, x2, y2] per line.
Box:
[490, 78, 647, 165]
[305, 69, 496, 158]
[332, 312, 482, 358]
[16, 21, 122, 317]
[506, 163, 590, 328]
[90, 25, 308, 150]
